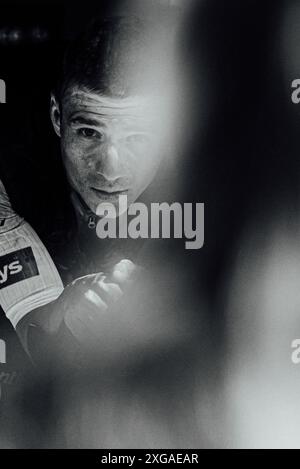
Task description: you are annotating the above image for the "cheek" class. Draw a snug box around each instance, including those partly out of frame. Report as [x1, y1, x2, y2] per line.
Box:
[125, 141, 160, 174]
[130, 144, 161, 184]
[61, 135, 91, 187]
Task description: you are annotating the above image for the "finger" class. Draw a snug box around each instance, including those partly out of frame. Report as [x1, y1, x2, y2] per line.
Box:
[71, 273, 102, 287]
[112, 259, 137, 284]
[91, 274, 123, 303]
[84, 289, 108, 310]
[97, 280, 123, 302]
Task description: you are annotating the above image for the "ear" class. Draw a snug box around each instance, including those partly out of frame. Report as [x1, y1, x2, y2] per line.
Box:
[50, 93, 62, 137]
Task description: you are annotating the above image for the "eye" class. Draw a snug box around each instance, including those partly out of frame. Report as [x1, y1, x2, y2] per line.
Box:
[77, 128, 102, 139]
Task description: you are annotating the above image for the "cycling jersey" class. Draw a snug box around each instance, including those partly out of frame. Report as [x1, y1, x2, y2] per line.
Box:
[0, 180, 63, 328]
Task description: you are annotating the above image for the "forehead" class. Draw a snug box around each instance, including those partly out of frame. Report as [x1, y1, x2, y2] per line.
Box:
[63, 88, 157, 124]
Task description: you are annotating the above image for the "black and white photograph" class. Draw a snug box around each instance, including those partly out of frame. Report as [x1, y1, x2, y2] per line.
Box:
[0, 0, 299, 453]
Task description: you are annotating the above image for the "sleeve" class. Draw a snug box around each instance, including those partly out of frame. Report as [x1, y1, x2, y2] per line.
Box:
[0, 180, 64, 328]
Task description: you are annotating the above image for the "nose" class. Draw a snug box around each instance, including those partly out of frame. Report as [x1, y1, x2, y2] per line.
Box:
[96, 144, 126, 182]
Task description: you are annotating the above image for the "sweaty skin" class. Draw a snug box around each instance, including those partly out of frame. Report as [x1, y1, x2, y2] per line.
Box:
[51, 87, 164, 215]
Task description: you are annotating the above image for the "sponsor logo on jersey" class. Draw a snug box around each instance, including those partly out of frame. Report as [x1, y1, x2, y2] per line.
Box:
[0, 247, 39, 289]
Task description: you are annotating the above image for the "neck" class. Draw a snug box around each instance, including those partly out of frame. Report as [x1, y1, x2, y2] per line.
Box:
[70, 191, 98, 230]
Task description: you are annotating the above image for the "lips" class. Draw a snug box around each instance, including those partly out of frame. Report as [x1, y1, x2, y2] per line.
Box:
[91, 187, 129, 198]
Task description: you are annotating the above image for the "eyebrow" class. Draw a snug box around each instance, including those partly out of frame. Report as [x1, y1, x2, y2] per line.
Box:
[69, 115, 106, 127]
[68, 111, 154, 133]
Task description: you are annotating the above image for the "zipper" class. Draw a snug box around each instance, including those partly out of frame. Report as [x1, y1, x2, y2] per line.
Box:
[88, 215, 97, 229]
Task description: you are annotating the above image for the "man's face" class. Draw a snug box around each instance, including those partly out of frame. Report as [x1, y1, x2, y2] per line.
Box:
[51, 87, 163, 215]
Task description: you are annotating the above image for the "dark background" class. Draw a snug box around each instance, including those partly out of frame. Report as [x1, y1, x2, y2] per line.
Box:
[0, 0, 299, 435]
[0, 0, 294, 295]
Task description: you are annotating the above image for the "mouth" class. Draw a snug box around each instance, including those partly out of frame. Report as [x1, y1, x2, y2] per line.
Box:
[91, 187, 129, 199]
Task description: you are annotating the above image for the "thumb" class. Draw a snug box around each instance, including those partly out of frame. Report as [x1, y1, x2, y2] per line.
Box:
[111, 259, 139, 285]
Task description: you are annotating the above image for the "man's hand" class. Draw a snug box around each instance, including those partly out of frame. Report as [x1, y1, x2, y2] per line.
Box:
[20, 257, 195, 368]
[20, 259, 143, 366]
[55, 259, 137, 344]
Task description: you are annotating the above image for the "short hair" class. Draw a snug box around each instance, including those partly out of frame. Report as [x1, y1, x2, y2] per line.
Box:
[57, 16, 171, 101]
